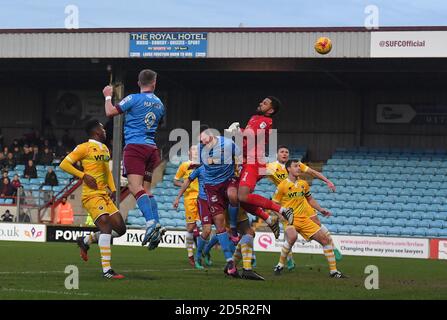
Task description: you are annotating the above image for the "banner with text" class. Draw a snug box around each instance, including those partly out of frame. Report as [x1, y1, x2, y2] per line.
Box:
[46, 225, 98, 242]
[371, 31, 447, 57]
[254, 232, 430, 259]
[113, 229, 186, 248]
[0, 223, 46, 242]
[129, 32, 207, 58]
[377, 104, 447, 125]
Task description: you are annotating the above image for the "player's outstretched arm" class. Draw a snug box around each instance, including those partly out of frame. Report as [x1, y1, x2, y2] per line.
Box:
[306, 167, 336, 192]
[173, 179, 191, 209]
[103, 85, 120, 117]
[306, 195, 331, 217]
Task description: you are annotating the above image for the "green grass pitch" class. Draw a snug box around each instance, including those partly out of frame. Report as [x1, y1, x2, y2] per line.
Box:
[0, 241, 446, 300]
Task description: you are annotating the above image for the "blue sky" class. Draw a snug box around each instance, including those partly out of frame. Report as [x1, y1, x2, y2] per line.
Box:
[0, 0, 445, 28]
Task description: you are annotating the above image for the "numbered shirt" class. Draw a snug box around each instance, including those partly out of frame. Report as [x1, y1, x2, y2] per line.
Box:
[174, 160, 199, 199]
[116, 91, 165, 146]
[272, 178, 315, 218]
[266, 161, 309, 186]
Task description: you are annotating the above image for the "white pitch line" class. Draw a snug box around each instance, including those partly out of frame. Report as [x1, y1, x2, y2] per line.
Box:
[0, 270, 63, 275]
[0, 264, 325, 275]
[1, 288, 90, 297]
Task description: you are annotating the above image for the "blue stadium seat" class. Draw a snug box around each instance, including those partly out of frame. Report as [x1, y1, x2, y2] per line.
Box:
[337, 225, 350, 234]
[126, 217, 137, 225]
[362, 226, 376, 235]
[420, 212, 434, 220]
[393, 219, 407, 227]
[380, 218, 395, 227]
[433, 212, 447, 221]
[405, 219, 420, 227]
[418, 220, 431, 228]
[387, 227, 403, 236]
[413, 228, 428, 237]
[387, 188, 400, 196]
[426, 229, 439, 238]
[430, 220, 445, 228]
[350, 225, 364, 235]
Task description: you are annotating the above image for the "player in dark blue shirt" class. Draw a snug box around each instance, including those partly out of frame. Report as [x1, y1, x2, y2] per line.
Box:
[103, 69, 165, 250]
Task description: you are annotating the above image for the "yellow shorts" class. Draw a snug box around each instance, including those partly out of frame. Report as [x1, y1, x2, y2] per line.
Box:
[282, 212, 317, 230]
[184, 197, 200, 224]
[82, 195, 118, 223]
[291, 216, 321, 241]
[224, 208, 249, 229]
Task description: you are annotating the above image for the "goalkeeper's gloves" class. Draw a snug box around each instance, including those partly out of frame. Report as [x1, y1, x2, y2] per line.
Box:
[224, 122, 240, 135]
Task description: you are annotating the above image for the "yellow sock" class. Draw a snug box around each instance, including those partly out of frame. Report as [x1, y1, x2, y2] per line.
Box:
[279, 241, 291, 267]
[323, 245, 337, 273]
[241, 243, 253, 270]
[233, 243, 242, 265]
[186, 231, 194, 257]
[99, 234, 112, 273]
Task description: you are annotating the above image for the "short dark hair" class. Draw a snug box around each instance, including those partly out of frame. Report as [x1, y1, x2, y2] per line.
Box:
[138, 69, 157, 86]
[267, 96, 282, 115]
[277, 145, 289, 152]
[199, 124, 210, 134]
[85, 119, 101, 136]
[285, 159, 299, 173]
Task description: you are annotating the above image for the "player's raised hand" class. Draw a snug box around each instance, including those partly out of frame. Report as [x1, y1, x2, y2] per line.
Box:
[320, 208, 331, 217]
[83, 174, 98, 190]
[103, 85, 113, 97]
[173, 198, 180, 209]
[326, 181, 336, 192]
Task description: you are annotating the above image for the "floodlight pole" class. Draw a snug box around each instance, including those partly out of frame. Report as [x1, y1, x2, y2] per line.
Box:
[112, 80, 124, 209]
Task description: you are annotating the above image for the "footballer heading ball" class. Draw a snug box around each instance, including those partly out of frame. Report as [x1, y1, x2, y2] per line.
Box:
[314, 37, 332, 55]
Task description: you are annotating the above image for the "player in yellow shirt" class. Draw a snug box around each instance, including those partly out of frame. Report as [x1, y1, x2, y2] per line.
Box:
[272, 159, 346, 278]
[59, 120, 126, 280]
[173, 145, 201, 266]
[266, 145, 342, 271]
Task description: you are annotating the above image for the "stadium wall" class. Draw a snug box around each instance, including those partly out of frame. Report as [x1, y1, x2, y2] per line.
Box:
[1, 223, 446, 260]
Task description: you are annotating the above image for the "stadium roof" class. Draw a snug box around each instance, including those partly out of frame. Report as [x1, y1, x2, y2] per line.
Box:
[0, 26, 446, 58]
[0, 26, 446, 33]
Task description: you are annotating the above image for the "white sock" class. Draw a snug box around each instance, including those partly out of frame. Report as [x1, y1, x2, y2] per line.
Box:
[85, 230, 121, 245]
[98, 233, 112, 273]
[265, 216, 272, 225]
[84, 231, 100, 245]
[186, 231, 194, 257]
